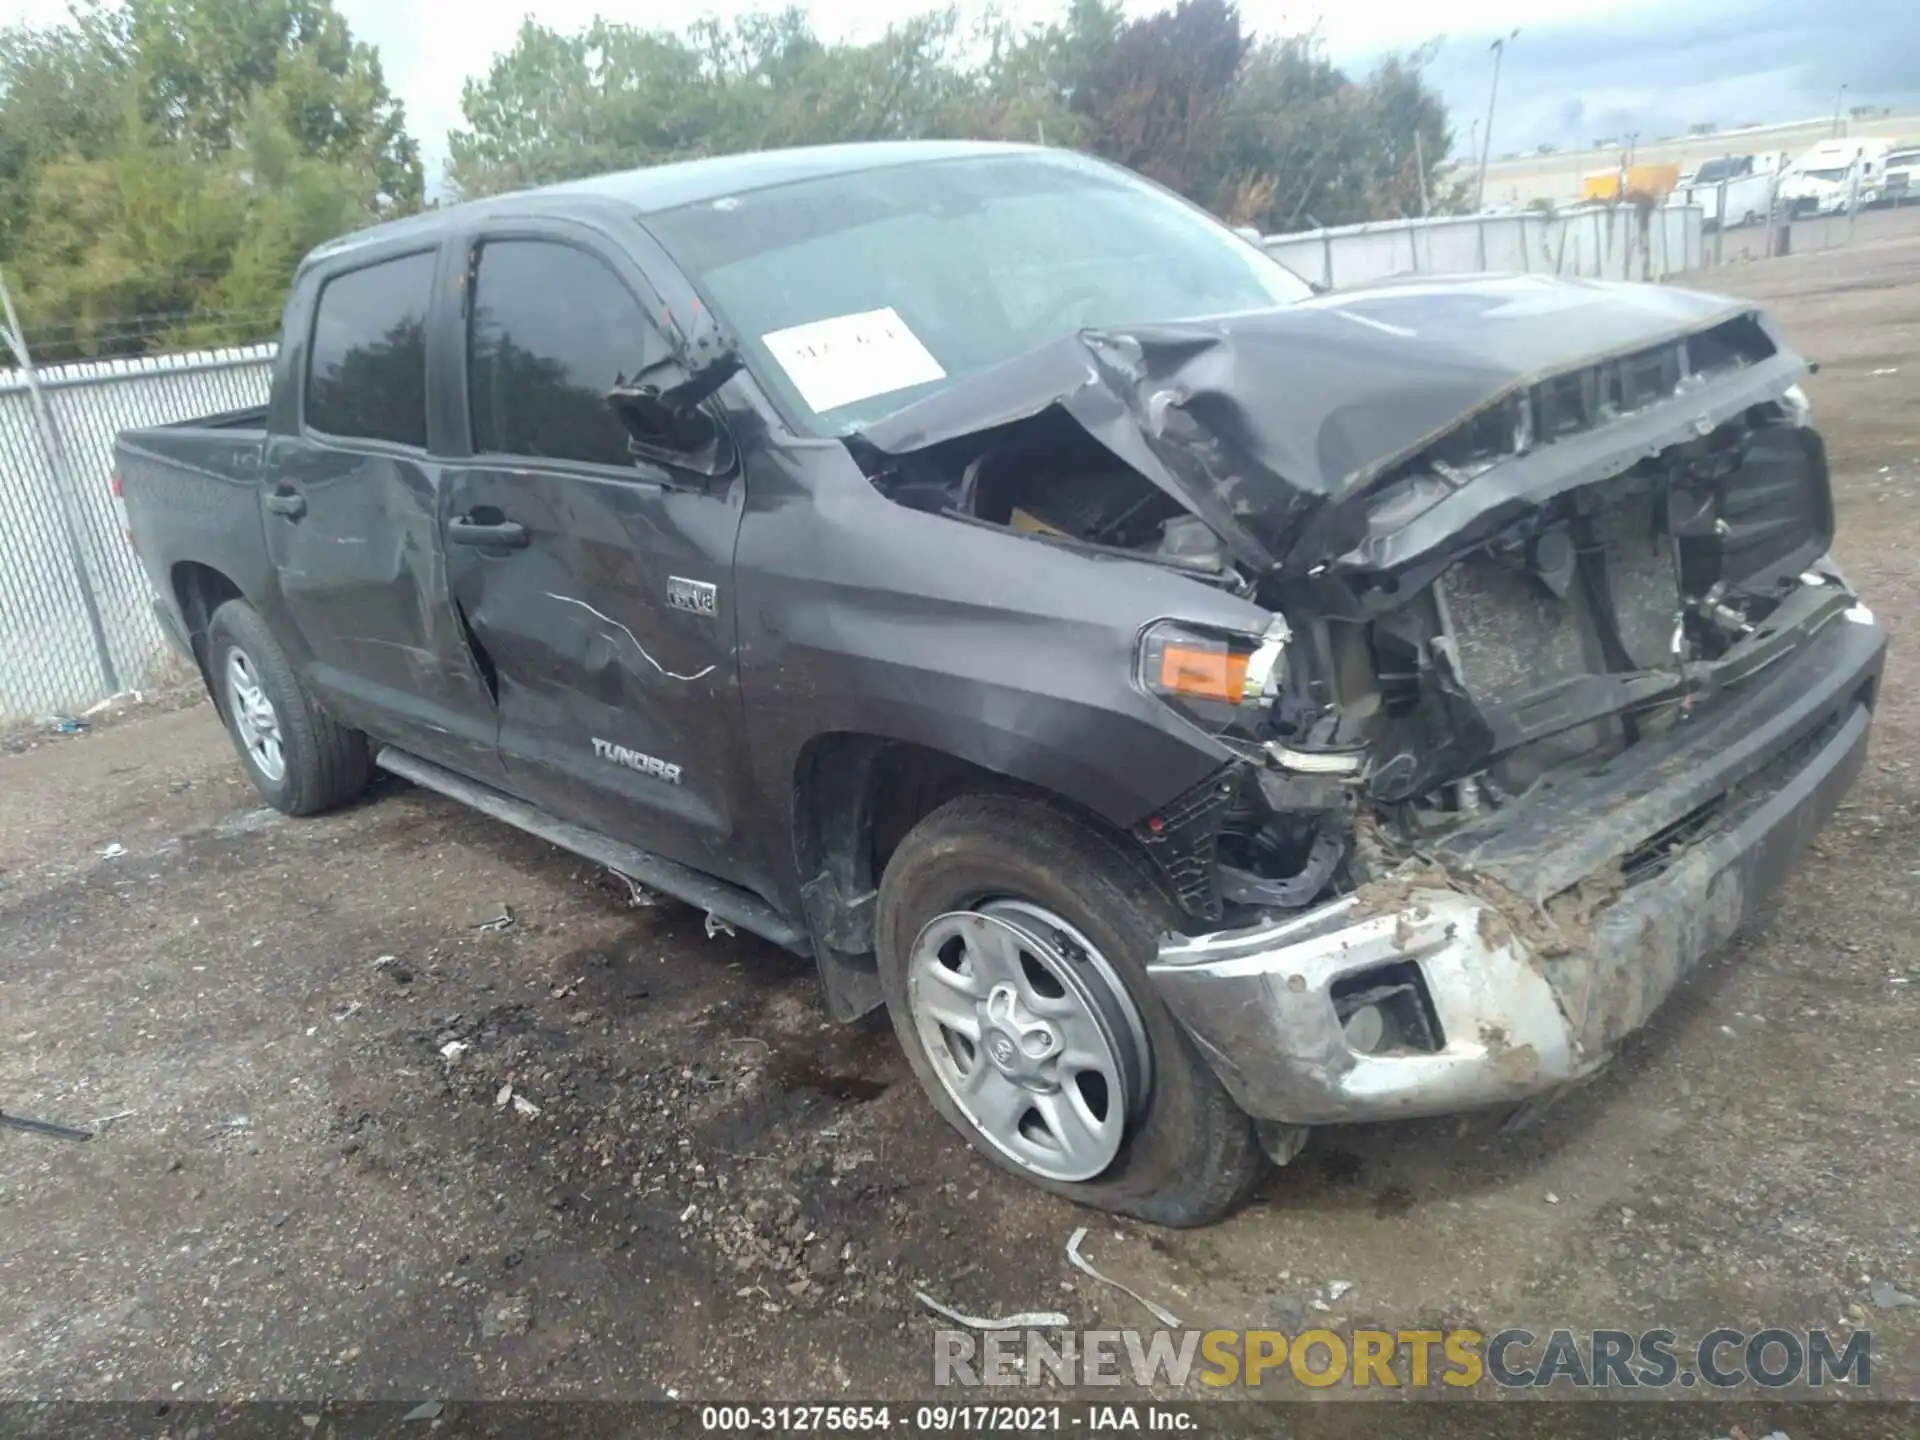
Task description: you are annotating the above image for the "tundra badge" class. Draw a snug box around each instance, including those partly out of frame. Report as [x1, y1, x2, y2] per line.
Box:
[668, 576, 718, 615]
[591, 737, 683, 785]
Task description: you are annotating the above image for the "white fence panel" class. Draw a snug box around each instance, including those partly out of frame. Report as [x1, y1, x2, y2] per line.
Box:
[1264, 207, 1705, 288]
[0, 345, 275, 723]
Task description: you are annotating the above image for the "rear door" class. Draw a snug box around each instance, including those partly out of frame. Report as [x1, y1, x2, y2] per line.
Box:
[438, 226, 754, 881]
[263, 246, 506, 782]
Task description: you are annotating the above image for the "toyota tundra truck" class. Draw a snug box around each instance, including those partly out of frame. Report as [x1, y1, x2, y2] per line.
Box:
[116, 141, 1885, 1226]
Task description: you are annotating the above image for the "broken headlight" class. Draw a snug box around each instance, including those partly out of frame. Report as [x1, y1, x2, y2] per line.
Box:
[1137, 617, 1287, 738]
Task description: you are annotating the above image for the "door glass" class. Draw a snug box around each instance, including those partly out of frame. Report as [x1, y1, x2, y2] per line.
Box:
[468, 241, 665, 468]
[306, 251, 434, 447]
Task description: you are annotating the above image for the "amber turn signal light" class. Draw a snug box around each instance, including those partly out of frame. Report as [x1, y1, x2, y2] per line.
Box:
[1156, 642, 1250, 702]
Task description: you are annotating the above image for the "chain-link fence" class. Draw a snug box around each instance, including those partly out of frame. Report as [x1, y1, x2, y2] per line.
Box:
[0, 344, 275, 724]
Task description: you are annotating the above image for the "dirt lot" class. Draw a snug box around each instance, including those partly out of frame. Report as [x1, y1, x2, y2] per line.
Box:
[4, 217, 1919, 1420]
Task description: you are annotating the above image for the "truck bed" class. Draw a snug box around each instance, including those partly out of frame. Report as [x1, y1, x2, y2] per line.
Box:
[116, 407, 275, 633]
[117, 406, 267, 489]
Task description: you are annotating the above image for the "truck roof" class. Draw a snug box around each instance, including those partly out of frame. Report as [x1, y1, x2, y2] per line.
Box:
[306, 140, 1044, 265]
[1795, 136, 1890, 160]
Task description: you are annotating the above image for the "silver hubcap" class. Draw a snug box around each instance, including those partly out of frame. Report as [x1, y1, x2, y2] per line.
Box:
[907, 899, 1150, 1182]
[225, 649, 285, 782]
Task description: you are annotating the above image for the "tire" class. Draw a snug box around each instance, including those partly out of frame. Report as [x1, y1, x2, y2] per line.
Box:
[876, 794, 1264, 1227]
[206, 598, 371, 816]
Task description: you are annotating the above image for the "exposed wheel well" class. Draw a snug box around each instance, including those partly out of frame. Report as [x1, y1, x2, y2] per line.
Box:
[793, 732, 1169, 1021]
[793, 735, 1032, 911]
[792, 732, 1165, 931]
[170, 561, 244, 689]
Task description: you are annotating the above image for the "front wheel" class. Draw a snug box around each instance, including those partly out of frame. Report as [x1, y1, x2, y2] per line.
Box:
[876, 794, 1265, 1227]
[207, 598, 371, 816]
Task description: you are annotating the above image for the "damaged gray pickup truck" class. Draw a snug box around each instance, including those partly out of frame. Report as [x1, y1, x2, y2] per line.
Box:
[117, 141, 1885, 1226]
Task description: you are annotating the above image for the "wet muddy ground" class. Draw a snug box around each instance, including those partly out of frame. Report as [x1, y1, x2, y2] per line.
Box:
[3, 214, 1918, 1421]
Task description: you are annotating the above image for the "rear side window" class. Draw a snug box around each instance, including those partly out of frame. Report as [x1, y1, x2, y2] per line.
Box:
[467, 239, 664, 468]
[306, 251, 435, 448]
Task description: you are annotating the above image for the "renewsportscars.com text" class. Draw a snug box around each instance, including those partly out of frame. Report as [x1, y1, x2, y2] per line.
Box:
[934, 1326, 1874, 1391]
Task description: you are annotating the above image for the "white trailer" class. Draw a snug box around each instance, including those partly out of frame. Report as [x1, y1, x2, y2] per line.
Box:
[1673, 152, 1790, 228]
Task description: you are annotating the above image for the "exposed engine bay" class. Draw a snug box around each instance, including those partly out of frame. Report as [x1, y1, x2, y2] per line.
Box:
[863, 412, 1234, 577]
[853, 300, 1851, 933]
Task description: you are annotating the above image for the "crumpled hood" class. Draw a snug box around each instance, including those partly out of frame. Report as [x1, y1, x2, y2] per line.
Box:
[854, 274, 1796, 574]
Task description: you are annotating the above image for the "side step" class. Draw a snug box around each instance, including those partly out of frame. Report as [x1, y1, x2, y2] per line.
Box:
[374, 746, 812, 955]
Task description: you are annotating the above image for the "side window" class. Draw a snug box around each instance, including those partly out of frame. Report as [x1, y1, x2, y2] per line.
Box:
[467, 240, 665, 468]
[306, 251, 434, 447]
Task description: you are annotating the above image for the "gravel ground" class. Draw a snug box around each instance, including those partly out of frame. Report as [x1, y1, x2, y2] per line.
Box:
[3, 215, 1918, 1421]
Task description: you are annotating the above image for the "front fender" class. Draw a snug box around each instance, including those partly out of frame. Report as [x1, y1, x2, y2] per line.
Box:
[735, 455, 1270, 849]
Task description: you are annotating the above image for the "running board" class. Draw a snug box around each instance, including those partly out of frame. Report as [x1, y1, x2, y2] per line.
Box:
[374, 747, 812, 955]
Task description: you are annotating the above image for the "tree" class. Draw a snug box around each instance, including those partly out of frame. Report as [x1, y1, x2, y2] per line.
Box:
[1214, 35, 1453, 231]
[7, 137, 250, 356]
[119, 0, 420, 209]
[1077, 0, 1249, 196]
[967, 0, 1119, 146]
[445, 3, 1455, 237]
[1352, 46, 1453, 219]
[445, 20, 711, 196]
[2, 0, 420, 359]
[205, 91, 400, 318]
[6, 0, 1463, 360]
[0, 17, 131, 264]
[446, 9, 993, 198]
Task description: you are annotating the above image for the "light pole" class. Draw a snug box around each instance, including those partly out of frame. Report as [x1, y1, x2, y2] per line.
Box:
[1832, 83, 1848, 138]
[1476, 28, 1520, 211]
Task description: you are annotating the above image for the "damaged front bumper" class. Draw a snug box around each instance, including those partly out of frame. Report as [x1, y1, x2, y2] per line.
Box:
[1148, 604, 1886, 1126]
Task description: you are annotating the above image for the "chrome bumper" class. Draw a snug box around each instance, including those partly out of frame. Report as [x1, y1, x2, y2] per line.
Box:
[1149, 889, 1596, 1124]
[1149, 612, 1884, 1128]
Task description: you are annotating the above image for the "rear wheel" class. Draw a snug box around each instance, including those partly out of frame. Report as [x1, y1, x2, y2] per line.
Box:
[207, 598, 370, 816]
[877, 794, 1265, 1226]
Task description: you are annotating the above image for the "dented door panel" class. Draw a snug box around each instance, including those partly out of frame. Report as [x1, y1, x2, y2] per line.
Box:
[442, 462, 751, 880]
[435, 224, 756, 884]
[260, 237, 505, 782]
[264, 439, 505, 781]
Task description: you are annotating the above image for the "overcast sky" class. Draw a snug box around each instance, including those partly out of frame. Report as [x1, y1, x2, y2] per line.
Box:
[6, 0, 1917, 185]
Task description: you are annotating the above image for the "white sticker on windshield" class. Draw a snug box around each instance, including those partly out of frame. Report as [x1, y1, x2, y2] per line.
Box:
[760, 307, 946, 413]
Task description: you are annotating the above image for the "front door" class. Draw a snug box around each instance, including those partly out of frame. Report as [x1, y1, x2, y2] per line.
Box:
[439, 232, 754, 882]
[264, 245, 504, 782]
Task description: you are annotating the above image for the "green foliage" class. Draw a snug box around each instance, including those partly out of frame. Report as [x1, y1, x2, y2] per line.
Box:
[119, 0, 418, 205]
[1077, 0, 1249, 195]
[3, 0, 1457, 360]
[0, 15, 132, 264]
[444, 8, 997, 197]
[444, 2, 1454, 236]
[1, 0, 420, 359]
